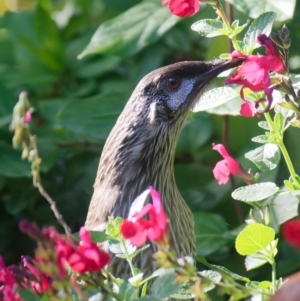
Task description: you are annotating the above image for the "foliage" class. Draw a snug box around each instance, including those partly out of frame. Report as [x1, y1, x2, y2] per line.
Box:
[1, 0, 300, 300]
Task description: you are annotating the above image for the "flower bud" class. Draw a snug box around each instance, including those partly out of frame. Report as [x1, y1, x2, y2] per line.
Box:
[270, 33, 283, 48]
[19, 220, 43, 240]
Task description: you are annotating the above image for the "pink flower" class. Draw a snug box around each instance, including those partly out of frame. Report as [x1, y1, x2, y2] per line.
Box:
[120, 187, 168, 247]
[282, 219, 300, 248]
[0, 256, 21, 301]
[68, 227, 110, 274]
[225, 34, 285, 114]
[212, 144, 254, 185]
[23, 111, 32, 123]
[240, 101, 256, 117]
[21, 257, 51, 294]
[162, 0, 200, 17]
[55, 238, 75, 277]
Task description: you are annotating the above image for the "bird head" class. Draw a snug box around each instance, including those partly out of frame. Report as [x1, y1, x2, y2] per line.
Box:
[133, 58, 243, 128]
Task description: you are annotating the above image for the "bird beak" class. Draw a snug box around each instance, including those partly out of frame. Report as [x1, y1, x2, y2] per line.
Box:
[201, 57, 244, 80]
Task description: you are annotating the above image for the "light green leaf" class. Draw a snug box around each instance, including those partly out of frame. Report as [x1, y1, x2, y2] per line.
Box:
[274, 112, 285, 132]
[243, 12, 277, 51]
[266, 192, 299, 232]
[235, 224, 275, 255]
[212, 265, 250, 282]
[258, 121, 270, 130]
[194, 212, 229, 256]
[245, 143, 281, 171]
[191, 19, 224, 37]
[198, 270, 222, 292]
[251, 135, 269, 144]
[193, 87, 238, 112]
[232, 182, 279, 202]
[245, 253, 268, 270]
[226, 0, 296, 22]
[78, 2, 179, 58]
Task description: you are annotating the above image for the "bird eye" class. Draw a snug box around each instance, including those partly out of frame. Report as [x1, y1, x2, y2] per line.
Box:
[167, 77, 181, 90]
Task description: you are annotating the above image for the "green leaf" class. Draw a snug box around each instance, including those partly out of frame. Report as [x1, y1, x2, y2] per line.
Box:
[119, 281, 137, 301]
[56, 92, 127, 141]
[226, 0, 295, 22]
[191, 19, 224, 37]
[251, 135, 269, 144]
[245, 253, 268, 270]
[232, 182, 279, 202]
[244, 143, 281, 171]
[18, 289, 41, 301]
[78, 2, 179, 58]
[151, 270, 181, 299]
[198, 270, 222, 292]
[230, 20, 249, 38]
[194, 212, 229, 257]
[243, 12, 277, 51]
[266, 192, 299, 231]
[193, 87, 238, 112]
[274, 112, 285, 132]
[235, 224, 275, 255]
[90, 231, 109, 243]
[258, 121, 270, 130]
[212, 265, 250, 283]
[0, 142, 31, 178]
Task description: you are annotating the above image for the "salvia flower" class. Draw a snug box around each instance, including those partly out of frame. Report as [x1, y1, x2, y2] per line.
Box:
[162, 0, 200, 17]
[21, 256, 51, 294]
[0, 256, 21, 301]
[225, 34, 286, 115]
[120, 187, 168, 247]
[212, 143, 254, 185]
[282, 219, 300, 249]
[68, 227, 110, 274]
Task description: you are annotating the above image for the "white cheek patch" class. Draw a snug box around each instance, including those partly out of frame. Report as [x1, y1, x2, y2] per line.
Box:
[148, 102, 156, 125]
[167, 80, 195, 111]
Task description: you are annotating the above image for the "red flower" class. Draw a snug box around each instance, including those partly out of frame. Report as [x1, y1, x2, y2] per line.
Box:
[120, 187, 168, 247]
[225, 34, 285, 114]
[55, 238, 75, 277]
[240, 101, 256, 117]
[162, 0, 200, 17]
[282, 219, 300, 248]
[21, 257, 51, 294]
[212, 144, 254, 185]
[0, 256, 21, 301]
[68, 227, 110, 274]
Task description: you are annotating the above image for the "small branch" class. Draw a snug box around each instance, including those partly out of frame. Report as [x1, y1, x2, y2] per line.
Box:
[36, 182, 72, 237]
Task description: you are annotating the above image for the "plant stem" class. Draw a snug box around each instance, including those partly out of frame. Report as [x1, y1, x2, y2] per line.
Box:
[120, 239, 136, 276]
[214, 0, 240, 51]
[264, 111, 297, 182]
[36, 182, 72, 237]
[271, 259, 277, 294]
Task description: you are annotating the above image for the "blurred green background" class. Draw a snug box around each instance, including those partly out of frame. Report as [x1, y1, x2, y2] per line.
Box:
[0, 0, 299, 295]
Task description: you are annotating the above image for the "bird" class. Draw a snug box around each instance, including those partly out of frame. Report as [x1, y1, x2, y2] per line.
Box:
[85, 58, 243, 277]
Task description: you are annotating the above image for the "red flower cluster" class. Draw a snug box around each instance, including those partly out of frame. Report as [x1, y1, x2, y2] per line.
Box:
[212, 143, 254, 185]
[282, 219, 300, 248]
[47, 227, 110, 277]
[120, 187, 168, 247]
[225, 34, 285, 117]
[21, 257, 51, 294]
[0, 257, 21, 301]
[162, 0, 200, 17]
